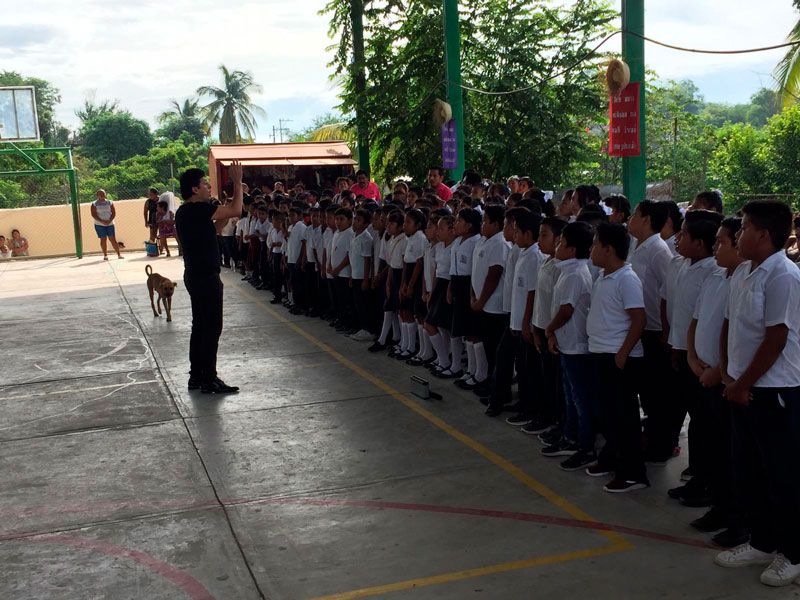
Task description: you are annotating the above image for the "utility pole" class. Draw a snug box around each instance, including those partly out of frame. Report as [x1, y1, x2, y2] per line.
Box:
[350, 0, 371, 174]
[278, 118, 293, 143]
[621, 0, 646, 205]
[271, 126, 277, 144]
[443, 0, 465, 181]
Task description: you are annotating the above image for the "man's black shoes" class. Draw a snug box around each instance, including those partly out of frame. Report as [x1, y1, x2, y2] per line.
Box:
[201, 378, 240, 394]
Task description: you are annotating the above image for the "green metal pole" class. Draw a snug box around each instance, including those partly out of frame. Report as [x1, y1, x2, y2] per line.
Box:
[65, 149, 82, 258]
[622, 0, 646, 205]
[443, 0, 465, 181]
[350, 0, 370, 175]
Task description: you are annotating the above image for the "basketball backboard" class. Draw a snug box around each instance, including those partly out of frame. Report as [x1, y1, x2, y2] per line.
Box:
[0, 86, 40, 143]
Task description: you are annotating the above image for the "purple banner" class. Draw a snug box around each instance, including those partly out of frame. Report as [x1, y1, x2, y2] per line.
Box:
[441, 119, 458, 170]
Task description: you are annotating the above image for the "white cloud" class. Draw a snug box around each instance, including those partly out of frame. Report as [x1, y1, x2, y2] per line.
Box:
[1, 0, 797, 141]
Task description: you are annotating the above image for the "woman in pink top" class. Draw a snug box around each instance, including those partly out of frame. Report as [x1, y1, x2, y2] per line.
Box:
[349, 170, 381, 203]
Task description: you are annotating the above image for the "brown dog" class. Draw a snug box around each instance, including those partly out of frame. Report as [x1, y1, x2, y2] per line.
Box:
[146, 264, 177, 322]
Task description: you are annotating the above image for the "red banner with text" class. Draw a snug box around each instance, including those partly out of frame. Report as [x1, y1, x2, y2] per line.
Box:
[609, 82, 641, 157]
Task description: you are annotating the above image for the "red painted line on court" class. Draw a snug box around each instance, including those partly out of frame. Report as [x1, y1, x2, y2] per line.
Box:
[17, 533, 215, 600]
[223, 497, 717, 550]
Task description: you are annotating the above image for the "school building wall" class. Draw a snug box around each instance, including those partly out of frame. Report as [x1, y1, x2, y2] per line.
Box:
[0, 198, 158, 258]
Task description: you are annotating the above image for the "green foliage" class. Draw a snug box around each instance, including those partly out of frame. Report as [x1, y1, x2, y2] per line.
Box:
[701, 88, 781, 128]
[75, 96, 119, 124]
[0, 178, 25, 209]
[322, 0, 615, 185]
[0, 71, 62, 146]
[78, 139, 207, 202]
[289, 113, 351, 142]
[197, 66, 266, 143]
[80, 112, 154, 165]
[155, 115, 206, 145]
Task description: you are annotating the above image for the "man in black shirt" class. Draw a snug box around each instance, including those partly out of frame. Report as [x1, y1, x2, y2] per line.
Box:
[175, 161, 243, 394]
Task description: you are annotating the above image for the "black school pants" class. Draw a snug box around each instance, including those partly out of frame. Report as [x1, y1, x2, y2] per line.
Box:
[271, 253, 283, 298]
[352, 279, 371, 331]
[591, 353, 647, 483]
[479, 311, 508, 374]
[288, 263, 305, 308]
[538, 327, 564, 426]
[731, 387, 800, 563]
[640, 330, 675, 460]
[488, 326, 518, 408]
[334, 277, 355, 327]
[184, 274, 223, 384]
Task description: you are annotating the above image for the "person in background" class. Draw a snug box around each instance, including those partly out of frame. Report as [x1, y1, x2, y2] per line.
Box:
[661, 200, 683, 257]
[349, 170, 381, 203]
[427, 166, 453, 204]
[219, 197, 237, 269]
[156, 200, 181, 257]
[9, 229, 29, 257]
[0, 235, 11, 258]
[144, 187, 160, 243]
[91, 190, 122, 260]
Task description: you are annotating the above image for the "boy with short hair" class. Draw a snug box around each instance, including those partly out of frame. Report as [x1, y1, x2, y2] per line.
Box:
[660, 200, 683, 257]
[348, 209, 375, 341]
[543, 221, 596, 470]
[268, 211, 286, 304]
[627, 199, 675, 464]
[286, 207, 308, 314]
[715, 201, 800, 587]
[330, 208, 356, 333]
[322, 205, 339, 321]
[303, 208, 323, 316]
[586, 222, 649, 493]
[254, 205, 272, 289]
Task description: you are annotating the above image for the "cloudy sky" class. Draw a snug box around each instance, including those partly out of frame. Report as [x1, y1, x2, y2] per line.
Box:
[1, 0, 797, 142]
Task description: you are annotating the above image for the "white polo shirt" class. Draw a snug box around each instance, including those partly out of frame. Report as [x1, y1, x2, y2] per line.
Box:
[387, 234, 408, 269]
[323, 228, 335, 279]
[629, 233, 673, 331]
[552, 258, 593, 355]
[533, 256, 560, 329]
[725, 252, 800, 387]
[433, 241, 453, 281]
[502, 244, 522, 314]
[665, 234, 678, 257]
[423, 243, 435, 291]
[254, 217, 271, 240]
[404, 230, 427, 263]
[660, 255, 686, 332]
[303, 224, 318, 263]
[471, 231, 508, 315]
[510, 244, 544, 332]
[248, 217, 259, 237]
[287, 221, 307, 264]
[268, 227, 284, 254]
[372, 231, 385, 276]
[692, 266, 730, 367]
[587, 264, 645, 357]
[349, 229, 373, 279]
[665, 255, 718, 350]
[332, 227, 354, 278]
[450, 234, 481, 277]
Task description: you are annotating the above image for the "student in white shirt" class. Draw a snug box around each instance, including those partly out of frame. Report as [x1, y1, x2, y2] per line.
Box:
[543, 221, 596, 470]
[715, 201, 800, 585]
[661, 200, 683, 257]
[286, 207, 308, 313]
[395, 209, 428, 359]
[484, 208, 531, 416]
[268, 211, 286, 303]
[347, 209, 375, 341]
[686, 217, 747, 549]
[303, 207, 323, 316]
[408, 212, 439, 365]
[425, 214, 456, 373]
[367, 208, 390, 351]
[658, 210, 723, 504]
[330, 208, 356, 333]
[253, 206, 273, 289]
[527, 217, 566, 433]
[321, 205, 338, 319]
[627, 199, 676, 464]
[461, 205, 508, 393]
[586, 222, 648, 493]
[437, 208, 482, 379]
[379, 211, 407, 353]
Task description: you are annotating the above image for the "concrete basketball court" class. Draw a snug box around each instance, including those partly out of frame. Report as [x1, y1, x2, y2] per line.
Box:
[0, 254, 796, 599]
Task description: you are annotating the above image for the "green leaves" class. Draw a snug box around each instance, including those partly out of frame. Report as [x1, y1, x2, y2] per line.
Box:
[80, 112, 153, 166]
[197, 65, 266, 144]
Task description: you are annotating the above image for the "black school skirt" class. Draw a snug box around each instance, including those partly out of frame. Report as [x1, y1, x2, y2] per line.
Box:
[425, 277, 453, 329]
[450, 274, 476, 338]
[384, 267, 403, 311]
[401, 261, 423, 313]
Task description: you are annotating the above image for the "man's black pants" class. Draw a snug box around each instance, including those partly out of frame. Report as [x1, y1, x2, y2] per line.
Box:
[184, 274, 223, 384]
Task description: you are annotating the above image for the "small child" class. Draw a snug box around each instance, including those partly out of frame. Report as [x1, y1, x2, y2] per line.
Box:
[322, 205, 339, 321]
[407, 212, 438, 366]
[396, 209, 428, 360]
[329, 208, 356, 333]
[660, 201, 683, 257]
[586, 222, 648, 493]
[715, 200, 800, 585]
[543, 221, 596, 470]
[156, 200, 181, 257]
[268, 211, 286, 304]
[436, 208, 482, 379]
[286, 207, 308, 313]
[253, 205, 271, 289]
[425, 214, 456, 372]
[304, 208, 323, 316]
[383, 211, 408, 355]
[348, 209, 374, 341]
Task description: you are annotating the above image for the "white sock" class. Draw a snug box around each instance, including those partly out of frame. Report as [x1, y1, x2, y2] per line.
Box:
[404, 322, 417, 353]
[465, 342, 476, 377]
[391, 314, 401, 341]
[429, 333, 450, 368]
[450, 336, 464, 372]
[474, 341, 488, 382]
[418, 325, 434, 360]
[378, 312, 393, 345]
[399, 322, 409, 351]
[246, 270, 252, 277]
[289, 291, 294, 303]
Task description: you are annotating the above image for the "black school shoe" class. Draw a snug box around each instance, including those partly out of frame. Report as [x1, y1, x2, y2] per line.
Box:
[188, 377, 202, 390]
[690, 507, 729, 533]
[200, 378, 240, 394]
[368, 341, 387, 352]
[712, 526, 750, 548]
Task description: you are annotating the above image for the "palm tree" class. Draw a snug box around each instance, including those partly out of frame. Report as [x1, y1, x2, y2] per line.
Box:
[775, 6, 800, 107]
[197, 65, 266, 143]
[157, 98, 201, 124]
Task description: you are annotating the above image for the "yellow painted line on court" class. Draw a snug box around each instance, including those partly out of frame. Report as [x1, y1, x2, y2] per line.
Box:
[305, 544, 628, 600]
[234, 282, 631, 549]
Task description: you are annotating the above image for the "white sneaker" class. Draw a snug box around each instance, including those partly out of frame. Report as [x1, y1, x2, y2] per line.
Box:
[714, 543, 774, 568]
[760, 555, 800, 587]
[351, 329, 373, 342]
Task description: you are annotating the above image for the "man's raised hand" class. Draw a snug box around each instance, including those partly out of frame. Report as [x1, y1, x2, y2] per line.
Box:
[228, 160, 243, 185]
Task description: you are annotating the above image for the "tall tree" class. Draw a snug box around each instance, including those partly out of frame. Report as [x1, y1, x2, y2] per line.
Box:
[197, 66, 266, 143]
[75, 92, 119, 124]
[156, 98, 207, 144]
[157, 98, 201, 124]
[775, 2, 800, 107]
[80, 111, 153, 165]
